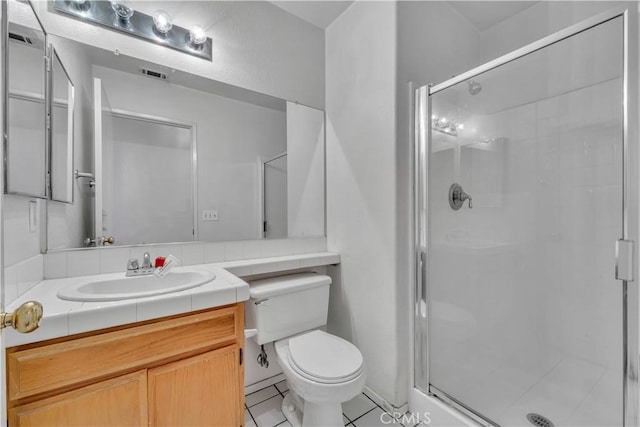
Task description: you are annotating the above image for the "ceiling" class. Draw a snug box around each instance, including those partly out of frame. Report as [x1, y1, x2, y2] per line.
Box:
[270, 1, 353, 29]
[271, 1, 539, 32]
[449, 1, 539, 31]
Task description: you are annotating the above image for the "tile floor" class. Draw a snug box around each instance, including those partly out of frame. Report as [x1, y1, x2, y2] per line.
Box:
[245, 381, 419, 427]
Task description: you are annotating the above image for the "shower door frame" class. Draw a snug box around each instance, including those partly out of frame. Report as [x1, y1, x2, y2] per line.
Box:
[413, 6, 639, 426]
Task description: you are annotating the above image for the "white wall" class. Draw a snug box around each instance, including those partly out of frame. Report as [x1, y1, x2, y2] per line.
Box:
[33, 1, 325, 109]
[395, 1, 482, 409]
[94, 66, 286, 243]
[325, 1, 401, 407]
[325, 1, 483, 408]
[286, 102, 325, 237]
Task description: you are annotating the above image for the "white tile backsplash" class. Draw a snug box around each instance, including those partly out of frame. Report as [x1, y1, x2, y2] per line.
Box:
[99, 247, 131, 274]
[4, 264, 18, 304]
[156, 245, 184, 265]
[4, 254, 44, 305]
[43, 237, 327, 280]
[204, 242, 225, 263]
[244, 240, 265, 260]
[182, 243, 205, 266]
[129, 246, 160, 266]
[67, 250, 100, 277]
[44, 251, 68, 279]
[224, 241, 245, 261]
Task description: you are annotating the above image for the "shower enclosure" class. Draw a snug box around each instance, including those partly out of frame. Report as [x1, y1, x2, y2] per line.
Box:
[414, 8, 638, 427]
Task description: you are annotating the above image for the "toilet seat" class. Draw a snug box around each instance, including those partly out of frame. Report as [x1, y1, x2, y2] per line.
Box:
[287, 330, 364, 384]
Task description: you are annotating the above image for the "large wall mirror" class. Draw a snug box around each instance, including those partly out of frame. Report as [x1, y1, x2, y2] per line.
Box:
[4, 18, 326, 252]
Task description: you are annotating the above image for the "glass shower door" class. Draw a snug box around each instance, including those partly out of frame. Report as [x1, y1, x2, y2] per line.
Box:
[424, 16, 624, 427]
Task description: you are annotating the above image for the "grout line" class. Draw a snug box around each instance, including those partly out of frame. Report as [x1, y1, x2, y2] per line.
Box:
[349, 406, 378, 425]
[247, 393, 282, 410]
[246, 386, 281, 409]
[246, 405, 258, 427]
[363, 391, 383, 409]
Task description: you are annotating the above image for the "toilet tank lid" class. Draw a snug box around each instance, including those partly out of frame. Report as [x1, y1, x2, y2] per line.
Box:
[249, 273, 331, 299]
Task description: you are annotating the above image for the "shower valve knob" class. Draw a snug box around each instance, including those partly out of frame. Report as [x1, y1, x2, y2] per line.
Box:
[449, 183, 472, 210]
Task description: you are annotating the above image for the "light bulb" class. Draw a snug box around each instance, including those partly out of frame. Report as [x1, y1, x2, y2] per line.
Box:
[189, 25, 207, 46]
[110, 1, 134, 21]
[153, 10, 173, 34]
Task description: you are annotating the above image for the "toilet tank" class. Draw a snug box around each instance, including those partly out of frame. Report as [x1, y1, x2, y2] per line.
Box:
[246, 273, 331, 345]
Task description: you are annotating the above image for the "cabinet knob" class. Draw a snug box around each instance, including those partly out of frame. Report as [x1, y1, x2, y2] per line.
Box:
[1, 301, 43, 333]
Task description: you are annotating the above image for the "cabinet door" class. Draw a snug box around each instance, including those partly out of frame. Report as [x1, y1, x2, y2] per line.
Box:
[8, 370, 147, 427]
[149, 346, 241, 427]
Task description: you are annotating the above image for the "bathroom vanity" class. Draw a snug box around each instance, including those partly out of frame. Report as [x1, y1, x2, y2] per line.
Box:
[6, 303, 245, 426]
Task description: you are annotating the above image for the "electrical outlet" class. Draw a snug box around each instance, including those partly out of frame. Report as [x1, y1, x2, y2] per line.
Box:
[202, 210, 218, 221]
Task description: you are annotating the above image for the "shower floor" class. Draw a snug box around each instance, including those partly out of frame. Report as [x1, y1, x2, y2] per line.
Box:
[435, 347, 620, 427]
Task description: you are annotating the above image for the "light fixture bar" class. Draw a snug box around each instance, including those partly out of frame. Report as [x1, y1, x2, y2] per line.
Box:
[52, 0, 213, 61]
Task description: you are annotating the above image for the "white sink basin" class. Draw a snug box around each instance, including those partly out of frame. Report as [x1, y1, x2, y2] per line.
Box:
[57, 269, 216, 302]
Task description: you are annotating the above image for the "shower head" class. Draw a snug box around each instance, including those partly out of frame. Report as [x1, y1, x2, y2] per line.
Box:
[467, 80, 482, 96]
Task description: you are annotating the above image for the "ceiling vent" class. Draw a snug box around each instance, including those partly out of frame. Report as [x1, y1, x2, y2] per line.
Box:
[9, 32, 32, 45]
[139, 67, 168, 81]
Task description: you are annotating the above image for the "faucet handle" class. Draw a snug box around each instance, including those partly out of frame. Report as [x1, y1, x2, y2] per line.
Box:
[462, 192, 473, 209]
[127, 258, 139, 271]
[142, 252, 152, 268]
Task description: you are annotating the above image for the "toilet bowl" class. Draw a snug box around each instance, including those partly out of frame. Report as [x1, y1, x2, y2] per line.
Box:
[245, 273, 366, 426]
[274, 330, 366, 427]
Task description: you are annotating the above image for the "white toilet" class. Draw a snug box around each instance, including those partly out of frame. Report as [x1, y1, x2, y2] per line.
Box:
[246, 273, 366, 427]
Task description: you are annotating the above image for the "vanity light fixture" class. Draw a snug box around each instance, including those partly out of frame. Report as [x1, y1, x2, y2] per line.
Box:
[189, 25, 207, 46]
[110, 0, 134, 23]
[152, 10, 173, 35]
[52, 0, 213, 61]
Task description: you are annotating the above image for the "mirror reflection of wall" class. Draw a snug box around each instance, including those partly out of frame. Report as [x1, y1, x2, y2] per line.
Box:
[91, 63, 286, 246]
[105, 115, 194, 245]
[50, 49, 74, 204]
[46, 34, 94, 251]
[263, 154, 288, 239]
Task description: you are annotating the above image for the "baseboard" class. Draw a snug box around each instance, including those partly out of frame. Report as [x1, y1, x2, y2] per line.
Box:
[244, 373, 286, 395]
[363, 385, 409, 414]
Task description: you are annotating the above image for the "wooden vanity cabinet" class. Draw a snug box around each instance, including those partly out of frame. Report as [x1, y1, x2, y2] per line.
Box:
[6, 304, 245, 427]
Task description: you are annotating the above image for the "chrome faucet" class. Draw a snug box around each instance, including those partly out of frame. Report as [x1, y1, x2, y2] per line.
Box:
[142, 252, 152, 269]
[126, 252, 154, 277]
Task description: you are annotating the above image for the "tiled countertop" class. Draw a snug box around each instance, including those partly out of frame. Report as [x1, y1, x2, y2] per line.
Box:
[5, 252, 340, 347]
